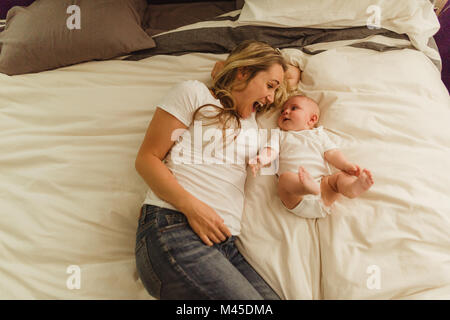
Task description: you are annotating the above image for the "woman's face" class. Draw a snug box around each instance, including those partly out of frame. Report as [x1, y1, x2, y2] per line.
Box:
[232, 63, 284, 119]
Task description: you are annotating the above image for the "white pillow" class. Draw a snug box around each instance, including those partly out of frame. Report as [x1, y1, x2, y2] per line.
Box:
[238, 0, 440, 59]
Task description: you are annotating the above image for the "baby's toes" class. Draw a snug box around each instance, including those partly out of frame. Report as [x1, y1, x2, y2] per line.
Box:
[297, 166, 305, 180]
[364, 169, 374, 183]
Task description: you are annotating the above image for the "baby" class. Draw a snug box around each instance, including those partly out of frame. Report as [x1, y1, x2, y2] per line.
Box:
[250, 94, 374, 218]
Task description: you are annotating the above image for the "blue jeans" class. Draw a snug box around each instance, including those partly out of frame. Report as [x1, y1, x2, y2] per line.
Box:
[135, 204, 280, 300]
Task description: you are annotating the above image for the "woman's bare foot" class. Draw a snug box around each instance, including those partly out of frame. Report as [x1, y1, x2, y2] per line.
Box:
[345, 169, 374, 198]
[297, 166, 320, 195]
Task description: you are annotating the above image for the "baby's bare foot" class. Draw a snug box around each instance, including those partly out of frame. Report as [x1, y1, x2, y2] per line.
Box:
[297, 166, 320, 195]
[347, 169, 374, 198]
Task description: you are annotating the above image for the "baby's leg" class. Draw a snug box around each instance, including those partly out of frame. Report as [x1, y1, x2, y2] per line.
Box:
[321, 169, 374, 206]
[278, 166, 320, 210]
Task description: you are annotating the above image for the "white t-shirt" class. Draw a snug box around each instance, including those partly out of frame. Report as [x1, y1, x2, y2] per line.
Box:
[143, 80, 259, 235]
[276, 126, 338, 183]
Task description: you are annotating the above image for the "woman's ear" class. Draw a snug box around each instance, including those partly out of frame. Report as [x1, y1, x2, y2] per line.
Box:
[236, 67, 249, 81]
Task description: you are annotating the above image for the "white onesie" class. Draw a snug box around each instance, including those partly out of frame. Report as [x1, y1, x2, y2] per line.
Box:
[276, 126, 338, 218]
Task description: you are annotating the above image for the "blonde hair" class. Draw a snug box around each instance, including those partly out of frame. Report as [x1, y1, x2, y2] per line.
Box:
[193, 40, 288, 132]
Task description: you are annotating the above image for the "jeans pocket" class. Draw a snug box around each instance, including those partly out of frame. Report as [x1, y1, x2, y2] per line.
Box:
[158, 212, 188, 233]
[135, 236, 161, 299]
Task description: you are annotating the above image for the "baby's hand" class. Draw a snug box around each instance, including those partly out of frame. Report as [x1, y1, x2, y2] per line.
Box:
[343, 163, 361, 177]
[248, 148, 277, 177]
[248, 156, 262, 177]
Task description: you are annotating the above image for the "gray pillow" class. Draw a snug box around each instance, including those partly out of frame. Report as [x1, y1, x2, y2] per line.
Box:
[143, 1, 237, 37]
[0, 0, 156, 75]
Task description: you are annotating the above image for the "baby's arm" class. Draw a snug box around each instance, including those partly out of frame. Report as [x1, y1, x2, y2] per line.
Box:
[280, 48, 306, 90]
[324, 149, 361, 177]
[285, 64, 302, 90]
[249, 147, 278, 177]
[211, 61, 225, 80]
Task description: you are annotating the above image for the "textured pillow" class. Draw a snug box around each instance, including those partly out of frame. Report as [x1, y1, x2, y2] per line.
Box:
[235, 0, 245, 10]
[238, 0, 440, 54]
[143, 1, 236, 36]
[0, 0, 155, 75]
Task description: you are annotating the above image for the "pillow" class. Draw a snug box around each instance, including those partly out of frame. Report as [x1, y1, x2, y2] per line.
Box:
[0, 0, 35, 19]
[0, 0, 155, 76]
[235, 0, 245, 10]
[143, 1, 237, 36]
[147, 0, 231, 3]
[238, 0, 440, 59]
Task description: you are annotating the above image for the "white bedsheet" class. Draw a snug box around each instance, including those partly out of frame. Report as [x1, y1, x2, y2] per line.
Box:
[0, 53, 225, 299]
[238, 46, 450, 299]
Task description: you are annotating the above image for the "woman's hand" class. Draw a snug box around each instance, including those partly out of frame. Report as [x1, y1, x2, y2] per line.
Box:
[183, 196, 232, 246]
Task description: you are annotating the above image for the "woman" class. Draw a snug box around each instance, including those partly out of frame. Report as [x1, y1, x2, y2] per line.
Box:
[135, 40, 288, 300]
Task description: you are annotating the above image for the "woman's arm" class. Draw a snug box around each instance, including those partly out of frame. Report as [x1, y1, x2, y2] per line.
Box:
[135, 108, 232, 246]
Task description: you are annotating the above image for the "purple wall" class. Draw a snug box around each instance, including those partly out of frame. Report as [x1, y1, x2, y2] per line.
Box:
[434, 2, 450, 93]
[0, 0, 35, 19]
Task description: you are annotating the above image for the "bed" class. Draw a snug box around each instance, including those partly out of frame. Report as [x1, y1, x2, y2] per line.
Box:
[0, 0, 449, 299]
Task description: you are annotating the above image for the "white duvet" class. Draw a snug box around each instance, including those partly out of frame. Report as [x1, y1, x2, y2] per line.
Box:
[1, 13, 449, 299]
[0, 53, 227, 299]
[239, 46, 450, 299]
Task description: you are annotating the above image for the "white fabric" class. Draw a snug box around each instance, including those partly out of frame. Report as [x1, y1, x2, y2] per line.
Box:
[277, 126, 338, 183]
[143, 80, 259, 235]
[289, 193, 331, 219]
[265, 126, 337, 219]
[238, 0, 441, 62]
[0, 52, 224, 299]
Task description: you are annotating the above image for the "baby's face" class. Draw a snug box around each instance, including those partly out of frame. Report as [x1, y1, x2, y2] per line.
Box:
[277, 96, 319, 131]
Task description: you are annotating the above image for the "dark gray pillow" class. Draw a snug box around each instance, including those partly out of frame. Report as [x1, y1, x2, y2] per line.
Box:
[0, 0, 155, 75]
[143, 1, 236, 36]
